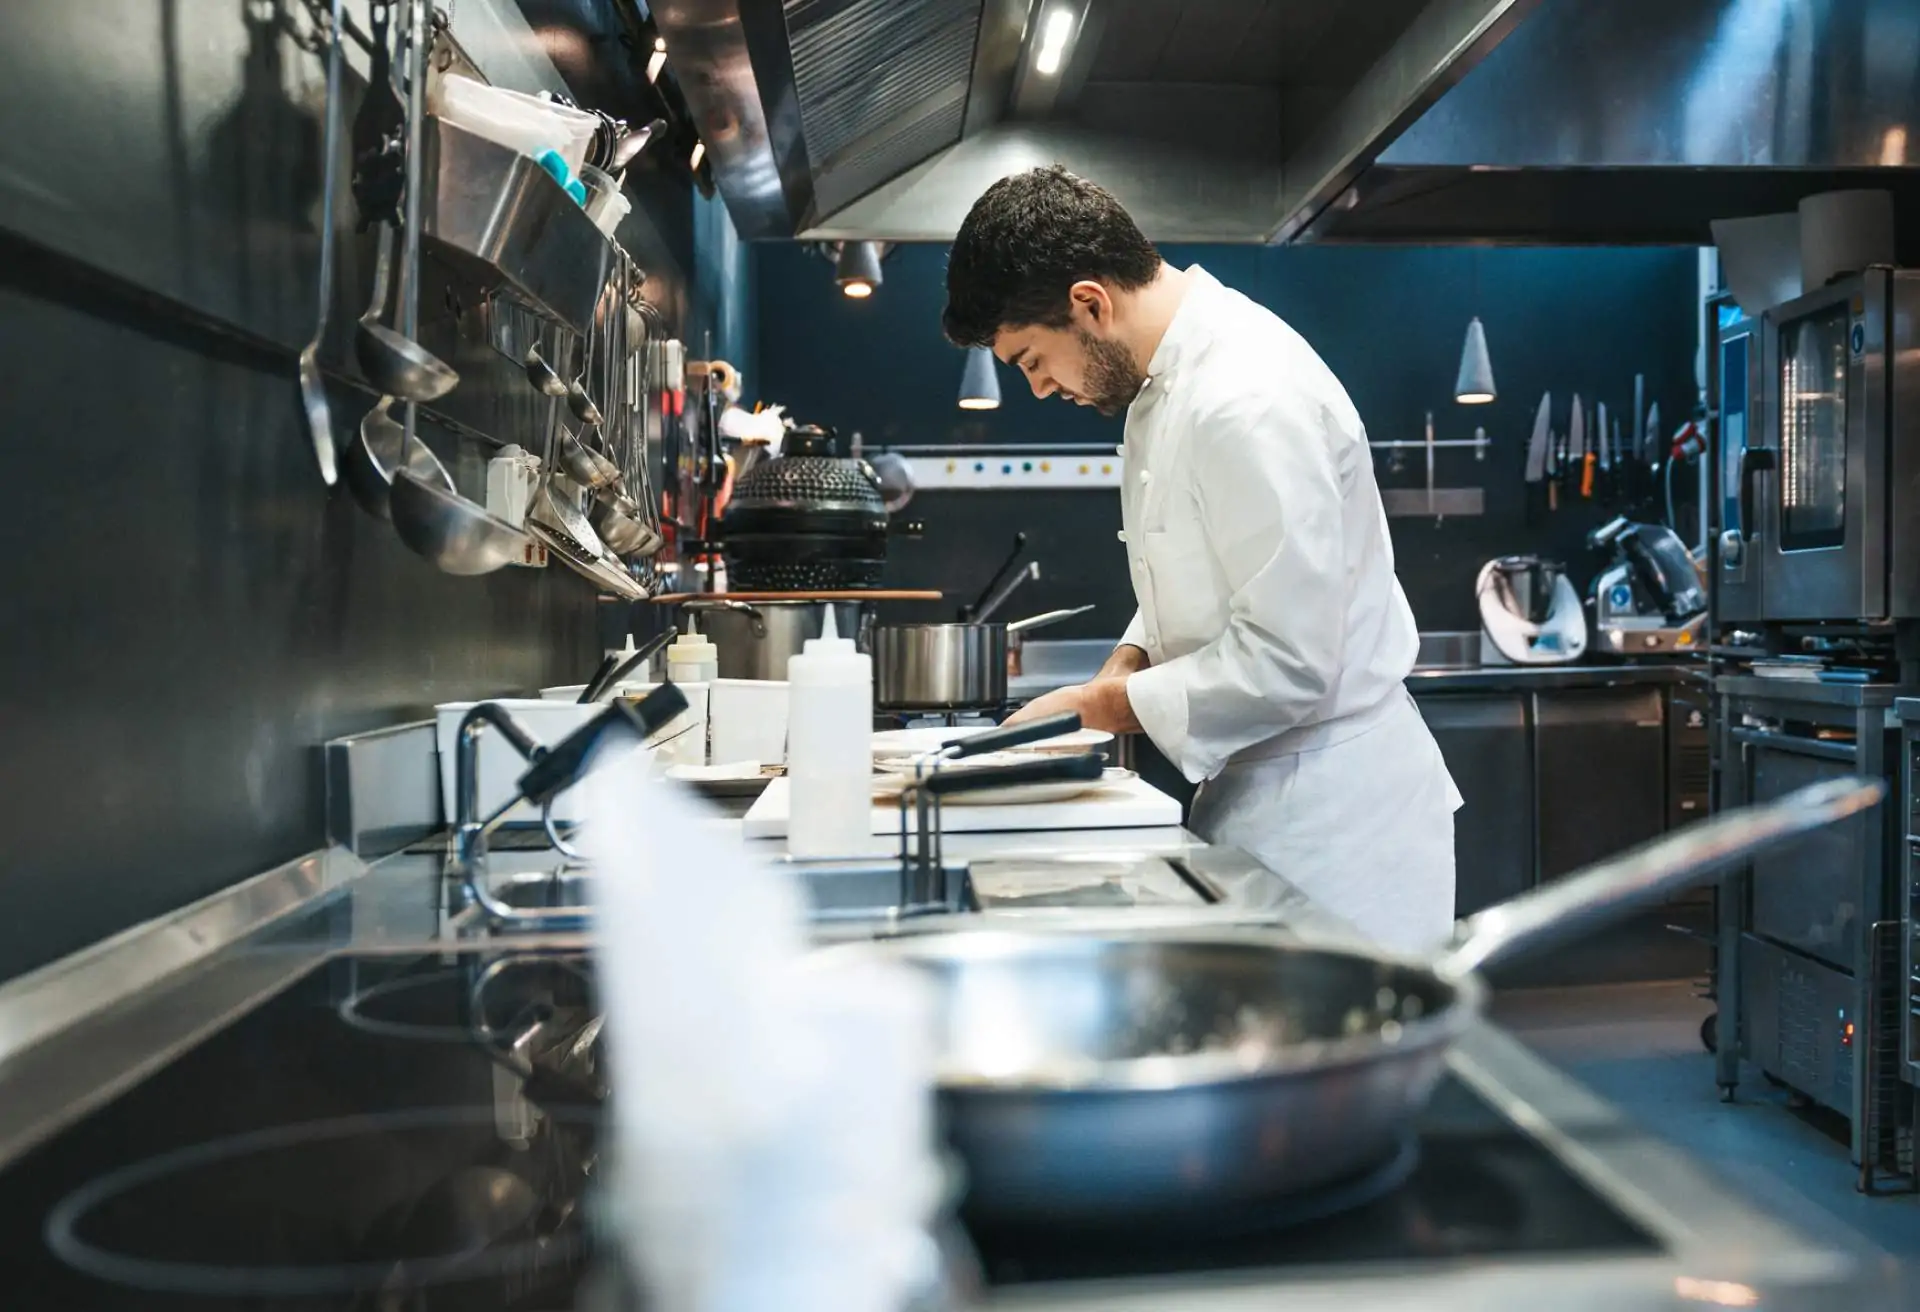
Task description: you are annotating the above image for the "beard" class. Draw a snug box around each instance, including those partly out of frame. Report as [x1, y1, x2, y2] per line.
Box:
[1078, 329, 1145, 416]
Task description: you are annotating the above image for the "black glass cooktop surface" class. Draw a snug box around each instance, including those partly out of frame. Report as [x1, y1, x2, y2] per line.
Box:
[0, 949, 1657, 1309]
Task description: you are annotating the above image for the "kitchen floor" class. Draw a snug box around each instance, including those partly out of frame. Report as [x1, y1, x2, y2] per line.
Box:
[1490, 981, 1920, 1266]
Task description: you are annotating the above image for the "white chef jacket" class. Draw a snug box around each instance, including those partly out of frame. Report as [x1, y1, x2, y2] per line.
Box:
[1120, 265, 1422, 780]
[1117, 266, 1460, 951]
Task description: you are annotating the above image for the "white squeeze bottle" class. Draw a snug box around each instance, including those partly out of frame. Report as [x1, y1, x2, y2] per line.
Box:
[785, 610, 872, 857]
[662, 625, 718, 765]
[666, 622, 719, 684]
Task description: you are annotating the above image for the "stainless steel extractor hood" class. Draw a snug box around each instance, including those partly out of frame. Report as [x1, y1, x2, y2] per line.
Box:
[1301, 0, 1920, 244]
[654, 0, 1542, 243]
[656, 0, 1920, 247]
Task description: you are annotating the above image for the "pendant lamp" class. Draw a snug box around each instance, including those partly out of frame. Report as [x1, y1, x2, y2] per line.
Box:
[958, 345, 1001, 410]
[1454, 316, 1496, 404]
[1455, 252, 1495, 404]
[835, 241, 884, 298]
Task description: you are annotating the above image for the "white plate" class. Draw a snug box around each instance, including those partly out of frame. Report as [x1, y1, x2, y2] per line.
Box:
[870, 725, 1114, 760]
[871, 767, 1135, 806]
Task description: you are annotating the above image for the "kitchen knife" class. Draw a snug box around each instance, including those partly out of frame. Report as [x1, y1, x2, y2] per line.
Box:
[1596, 400, 1611, 502]
[1524, 392, 1551, 484]
[1548, 418, 1563, 511]
[1646, 402, 1662, 466]
[1571, 396, 1593, 498]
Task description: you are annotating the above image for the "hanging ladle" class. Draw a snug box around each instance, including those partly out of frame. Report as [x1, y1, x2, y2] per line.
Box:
[351, 0, 457, 406]
[565, 296, 605, 429]
[296, 0, 346, 488]
[523, 342, 570, 398]
[355, 249, 459, 403]
[383, 0, 521, 575]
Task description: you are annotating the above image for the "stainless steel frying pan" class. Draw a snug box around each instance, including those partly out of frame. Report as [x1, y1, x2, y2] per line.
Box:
[824, 776, 1883, 1228]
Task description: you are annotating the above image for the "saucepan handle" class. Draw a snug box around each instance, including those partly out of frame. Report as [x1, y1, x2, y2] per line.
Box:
[947, 712, 1082, 758]
[920, 752, 1103, 797]
[1442, 776, 1885, 978]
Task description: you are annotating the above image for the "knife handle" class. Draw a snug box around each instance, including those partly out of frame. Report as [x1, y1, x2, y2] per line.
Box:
[1581, 454, 1595, 498]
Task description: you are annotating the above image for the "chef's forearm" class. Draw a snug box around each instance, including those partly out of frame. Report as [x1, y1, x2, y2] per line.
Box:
[1085, 675, 1144, 735]
[1097, 643, 1150, 680]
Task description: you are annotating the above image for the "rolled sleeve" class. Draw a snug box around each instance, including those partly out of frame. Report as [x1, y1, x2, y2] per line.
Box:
[1123, 397, 1349, 783]
[1120, 607, 1148, 652]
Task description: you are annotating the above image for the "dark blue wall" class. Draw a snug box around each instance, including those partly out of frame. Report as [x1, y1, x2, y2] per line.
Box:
[752, 241, 1701, 634]
[0, 1, 706, 982]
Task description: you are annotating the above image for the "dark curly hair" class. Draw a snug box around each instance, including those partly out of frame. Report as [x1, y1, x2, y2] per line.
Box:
[942, 166, 1161, 348]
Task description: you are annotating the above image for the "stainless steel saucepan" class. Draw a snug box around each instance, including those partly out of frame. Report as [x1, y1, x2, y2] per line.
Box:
[874, 607, 1094, 711]
[821, 776, 1884, 1228]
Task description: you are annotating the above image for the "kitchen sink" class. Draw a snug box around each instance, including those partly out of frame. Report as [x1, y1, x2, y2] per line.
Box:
[466, 859, 976, 926]
[462, 849, 1223, 933]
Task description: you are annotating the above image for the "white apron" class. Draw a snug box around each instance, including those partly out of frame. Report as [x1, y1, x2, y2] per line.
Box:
[1187, 690, 1459, 954]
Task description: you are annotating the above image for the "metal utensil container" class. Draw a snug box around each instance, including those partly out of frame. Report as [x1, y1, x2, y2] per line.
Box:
[684, 599, 874, 680]
[875, 624, 1008, 711]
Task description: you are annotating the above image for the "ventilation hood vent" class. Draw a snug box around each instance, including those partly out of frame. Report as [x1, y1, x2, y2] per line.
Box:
[657, 0, 1920, 247]
[657, 0, 1541, 243]
[1303, 0, 1920, 244]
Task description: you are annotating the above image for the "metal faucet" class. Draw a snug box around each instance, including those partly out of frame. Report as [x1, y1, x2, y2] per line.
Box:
[450, 687, 688, 930]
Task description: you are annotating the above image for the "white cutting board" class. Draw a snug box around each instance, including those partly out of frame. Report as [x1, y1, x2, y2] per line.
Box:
[741, 773, 1182, 840]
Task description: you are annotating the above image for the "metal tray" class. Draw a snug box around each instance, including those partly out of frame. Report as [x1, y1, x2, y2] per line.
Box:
[422, 117, 614, 336]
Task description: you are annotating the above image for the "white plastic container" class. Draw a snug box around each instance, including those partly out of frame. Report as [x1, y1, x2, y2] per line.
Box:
[784, 612, 872, 858]
[667, 627, 719, 685]
[436, 699, 599, 826]
[588, 187, 631, 236]
[433, 75, 597, 175]
[709, 678, 789, 769]
[485, 445, 540, 528]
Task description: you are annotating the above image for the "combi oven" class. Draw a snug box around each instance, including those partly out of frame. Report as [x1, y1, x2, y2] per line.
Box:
[1717, 268, 1920, 624]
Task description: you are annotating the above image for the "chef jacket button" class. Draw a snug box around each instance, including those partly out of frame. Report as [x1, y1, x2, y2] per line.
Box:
[1114, 445, 1125, 456]
[1147, 633, 1158, 645]
[1138, 469, 1151, 484]
[1116, 530, 1127, 542]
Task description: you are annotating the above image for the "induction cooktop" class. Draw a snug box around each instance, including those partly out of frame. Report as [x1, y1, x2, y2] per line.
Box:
[0, 949, 1656, 1309]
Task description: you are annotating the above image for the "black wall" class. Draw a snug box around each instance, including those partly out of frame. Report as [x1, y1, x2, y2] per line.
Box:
[0, 1, 705, 982]
[753, 241, 1701, 633]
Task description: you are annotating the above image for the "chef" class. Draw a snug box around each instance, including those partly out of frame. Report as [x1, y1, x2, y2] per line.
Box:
[943, 166, 1461, 952]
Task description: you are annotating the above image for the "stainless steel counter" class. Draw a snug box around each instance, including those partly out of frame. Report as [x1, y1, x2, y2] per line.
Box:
[0, 808, 1895, 1310]
[1007, 639, 1703, 702]
[1409, 663, 1701, 693]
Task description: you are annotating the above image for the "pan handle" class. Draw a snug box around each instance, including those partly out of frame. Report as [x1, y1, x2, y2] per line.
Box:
[960, 532, 1028, 621]
[1441, 776, 1886, 978]
[1006, 604, 1096, 635]
[919, 752, 1103, 797]
[947, 712, 1082, 759]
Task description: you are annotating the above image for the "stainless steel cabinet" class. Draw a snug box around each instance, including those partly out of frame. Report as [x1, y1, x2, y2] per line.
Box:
[1536, 688, 1668, 881]
[1417, 694, 1531, 916]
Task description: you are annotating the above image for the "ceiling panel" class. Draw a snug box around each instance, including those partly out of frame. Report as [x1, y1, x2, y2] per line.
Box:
[1157, 0, 1271, 82]
[1287, 0, 1435, 89]
[1243, 0, 1348, 84]
[1087, 0, 1171, 81]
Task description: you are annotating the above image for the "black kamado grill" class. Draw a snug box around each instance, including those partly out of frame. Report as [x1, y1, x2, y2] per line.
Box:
[719, 425, 889, 590]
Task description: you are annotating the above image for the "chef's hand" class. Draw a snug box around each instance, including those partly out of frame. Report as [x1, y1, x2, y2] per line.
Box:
[1002, 677, 1142, 735]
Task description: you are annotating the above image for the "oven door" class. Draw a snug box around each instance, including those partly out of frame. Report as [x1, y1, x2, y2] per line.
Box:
[1715, 315, 1764, 623]
[1757, 271, 1888, 621]
[1736, 729, 1871, 974]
